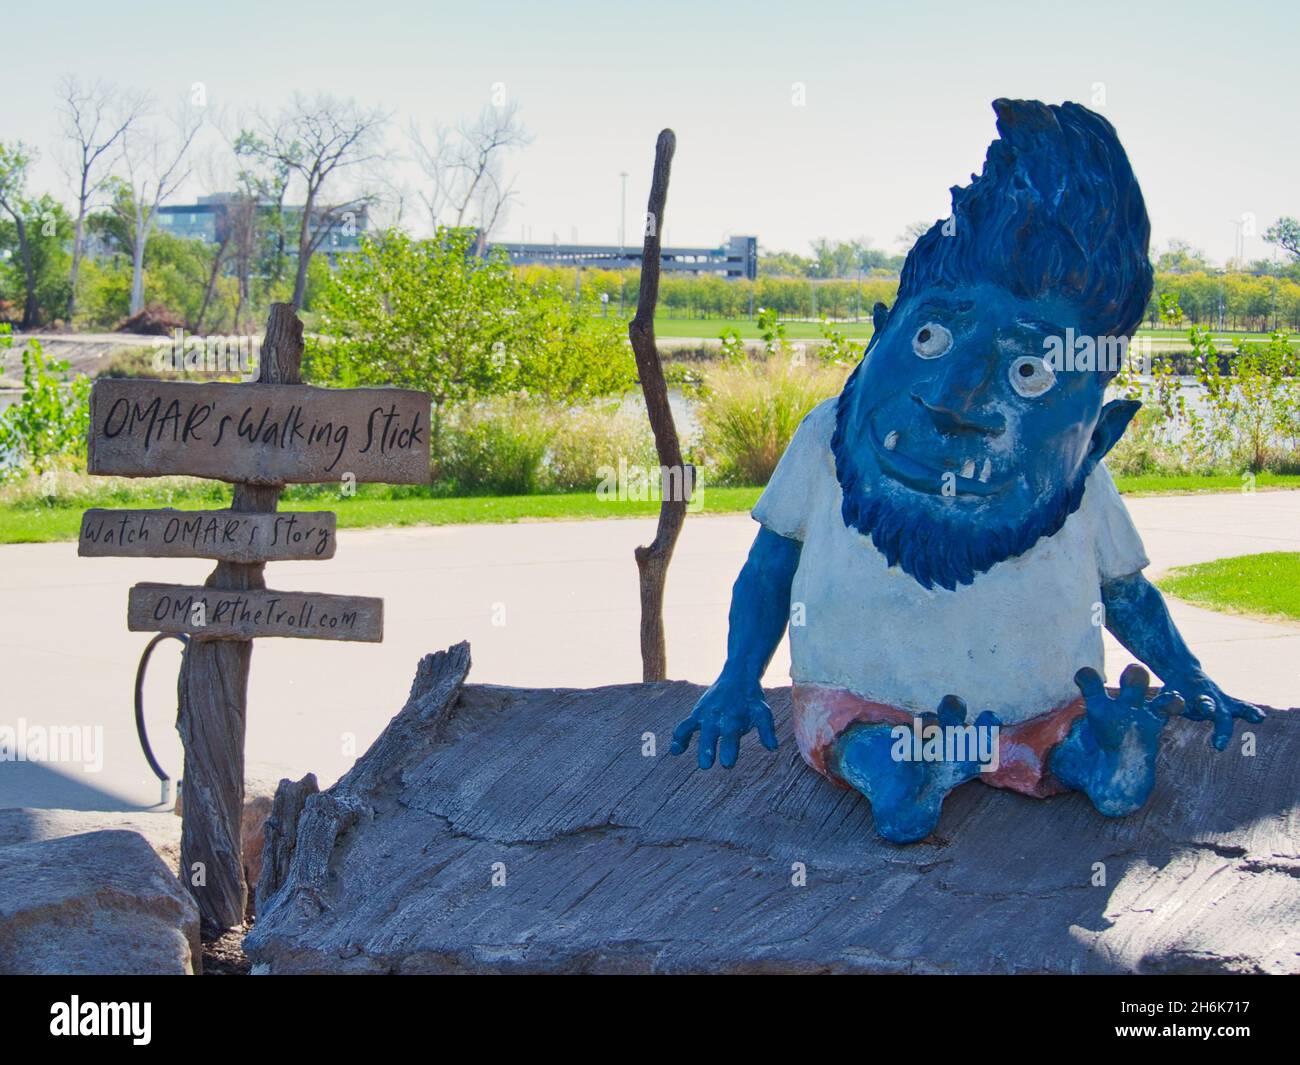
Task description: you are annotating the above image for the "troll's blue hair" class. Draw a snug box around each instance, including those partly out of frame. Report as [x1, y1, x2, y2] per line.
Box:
[897, 99, 1152, 346]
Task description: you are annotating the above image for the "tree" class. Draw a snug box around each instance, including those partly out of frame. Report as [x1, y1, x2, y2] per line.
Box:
[236, 94, 389, 307]
[809, 238, 899, 279]
[0, 194, 72, 325]
[1265, 218, 1300, 262]
[896, 220, 932, 253]
[219, 185, 261, 332]
[308, 227, 633, 446]
[1155, 239, 1210, 274]
[56, 76, 145, 320]
[759, 247, 814, 278]
[0, 142, 41, 328]
[116, 102, 203, 315]
[410, 102, 529, 249]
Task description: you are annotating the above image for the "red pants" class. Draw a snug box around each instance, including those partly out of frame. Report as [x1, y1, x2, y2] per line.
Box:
[792, 684, 1087, 799]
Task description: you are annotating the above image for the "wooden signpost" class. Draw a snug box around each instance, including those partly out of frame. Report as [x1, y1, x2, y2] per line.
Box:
[79, 303, 430, 932]
[79, 509, 338, 563]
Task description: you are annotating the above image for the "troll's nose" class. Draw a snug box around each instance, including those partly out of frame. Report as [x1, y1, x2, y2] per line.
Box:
[911, 391, 1006, 437]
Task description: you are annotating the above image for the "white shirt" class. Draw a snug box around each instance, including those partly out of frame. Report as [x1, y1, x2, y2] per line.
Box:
[753, 398, 1149, 724]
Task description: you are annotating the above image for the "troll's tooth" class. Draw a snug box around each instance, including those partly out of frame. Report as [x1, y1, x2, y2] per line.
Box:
[960, 458, 975, 479]
[884, 430, 899, 451]
[979, 458, 991, 483]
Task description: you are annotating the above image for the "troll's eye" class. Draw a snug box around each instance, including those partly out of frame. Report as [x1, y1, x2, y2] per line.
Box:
[911, 322, 952, 359]
[1009, 356, 1056, 398]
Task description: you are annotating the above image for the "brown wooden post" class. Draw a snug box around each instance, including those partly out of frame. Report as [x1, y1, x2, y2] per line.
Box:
[176, 302, 303, 933]
[628, 129, 690, 683]
[82, 302, 428, 934]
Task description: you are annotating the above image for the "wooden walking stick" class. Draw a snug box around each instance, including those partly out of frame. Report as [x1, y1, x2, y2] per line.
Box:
[628, 129, 693, 682]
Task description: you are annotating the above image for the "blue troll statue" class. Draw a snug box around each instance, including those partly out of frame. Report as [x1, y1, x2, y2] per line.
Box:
[672, 98, 1265, 844]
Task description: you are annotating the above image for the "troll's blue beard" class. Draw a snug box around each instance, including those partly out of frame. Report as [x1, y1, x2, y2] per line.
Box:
[831, 383, 1091, 593]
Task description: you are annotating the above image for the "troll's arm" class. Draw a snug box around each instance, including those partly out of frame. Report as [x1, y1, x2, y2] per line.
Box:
[670, 526, 801, 768]
[1101, 570, 1265, 750]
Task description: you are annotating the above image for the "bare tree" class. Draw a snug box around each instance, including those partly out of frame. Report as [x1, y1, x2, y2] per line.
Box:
[56, 76, 146, 320]
[896, 219, 932, 254]
[115, 101, 203, 316]
[223, 188, 259, 331]
[0, 142, 39, 328]
[410, 102, 530, 249]
[236, 94, 389, 307]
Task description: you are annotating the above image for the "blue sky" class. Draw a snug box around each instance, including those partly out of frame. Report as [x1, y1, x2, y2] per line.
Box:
[6, 0, 1296, 262]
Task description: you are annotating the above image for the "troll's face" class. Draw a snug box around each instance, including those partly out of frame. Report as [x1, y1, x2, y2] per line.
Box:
[832, 281, 1132, 591]
[857, 282, 1104, 505]
[830, 99, 1152, 591]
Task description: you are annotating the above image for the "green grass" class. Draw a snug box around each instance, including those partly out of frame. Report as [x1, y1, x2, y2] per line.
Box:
[653, 317, 874, 340]
[1157, 552, 1300, 623]
[0, 486, 766, 544]
[649, 318, 1280, 343]
[4, 472, 1300, 546]
[1111, 471, 1300, 495]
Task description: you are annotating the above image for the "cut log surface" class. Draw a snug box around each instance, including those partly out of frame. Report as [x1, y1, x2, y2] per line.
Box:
[245, 644, 1300, 974]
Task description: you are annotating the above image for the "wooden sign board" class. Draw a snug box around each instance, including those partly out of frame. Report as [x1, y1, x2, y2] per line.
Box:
[88, 379, 431, 485]
[128, 583, 383, 643]
[79, 508, 337, 563]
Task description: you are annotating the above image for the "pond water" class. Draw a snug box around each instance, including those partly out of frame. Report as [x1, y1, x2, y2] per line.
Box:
[618, 387, 700, 442]
[0, 392, 16, 469]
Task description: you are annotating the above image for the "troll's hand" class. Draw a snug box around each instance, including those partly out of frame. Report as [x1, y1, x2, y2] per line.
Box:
[671, 676, 779, 769]
[1167, 667, 1265, 750]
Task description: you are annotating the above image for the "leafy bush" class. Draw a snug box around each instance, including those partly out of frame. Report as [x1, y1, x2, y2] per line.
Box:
[435, 398, 556, 496]
[308, 227, 637, 453]
[0, 329, 92, 478]
[754, 306, 790, 358]
[1112, 328, 1300, 475]
[817, 319, 862, 366]
[1184, 328, 1299, 472]
[1105, 403, 1187, 476]
[717, 326, 746, 366]
[693, 357, 847, 485]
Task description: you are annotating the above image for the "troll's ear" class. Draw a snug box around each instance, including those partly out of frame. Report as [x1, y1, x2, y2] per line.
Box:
[872, 301, 890, 333]
[1088, 398, 1141, 463]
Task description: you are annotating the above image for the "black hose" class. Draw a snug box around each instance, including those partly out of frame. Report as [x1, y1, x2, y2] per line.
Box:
[134, 632, 188, 783]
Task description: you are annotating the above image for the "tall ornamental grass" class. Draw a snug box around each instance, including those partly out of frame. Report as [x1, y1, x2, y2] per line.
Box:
[693, 357, 848, 485]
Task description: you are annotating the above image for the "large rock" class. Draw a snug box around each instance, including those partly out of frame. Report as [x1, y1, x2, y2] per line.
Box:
[0, 829, 201, 974]
[0, 808, 182, 874]
[246, 643, 1300, 974]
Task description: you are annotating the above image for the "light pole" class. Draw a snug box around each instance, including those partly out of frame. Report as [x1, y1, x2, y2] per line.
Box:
[619, 171, 628, 254]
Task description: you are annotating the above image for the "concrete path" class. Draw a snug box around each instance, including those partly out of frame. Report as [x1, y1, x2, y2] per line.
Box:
[2, 490, 1297, 812]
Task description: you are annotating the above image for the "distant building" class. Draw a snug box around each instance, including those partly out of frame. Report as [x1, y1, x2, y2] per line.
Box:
[155, 194, 369, 263]
[491, 234, 758, 280]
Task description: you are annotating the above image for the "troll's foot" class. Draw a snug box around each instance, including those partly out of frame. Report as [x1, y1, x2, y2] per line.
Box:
[831, 696, 1000, 844]
[1050, 665, 1183, 817]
